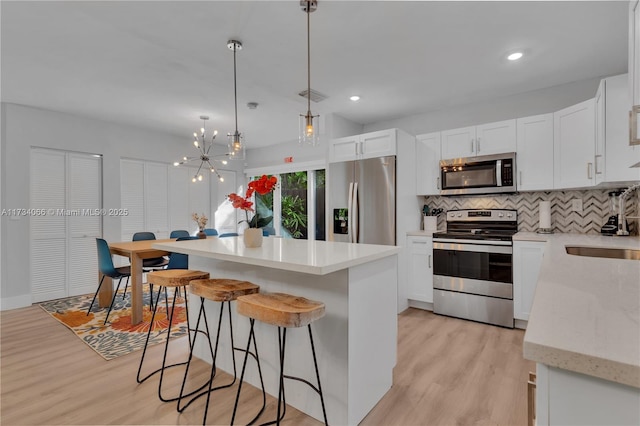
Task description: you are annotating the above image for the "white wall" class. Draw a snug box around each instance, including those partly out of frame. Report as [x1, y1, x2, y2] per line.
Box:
[245, 113, 363, 169]
[363, 77, 602, 136]
[0, 103, 243, 309]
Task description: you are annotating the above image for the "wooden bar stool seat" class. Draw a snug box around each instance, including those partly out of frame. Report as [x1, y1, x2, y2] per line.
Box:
[232, 292, 328, 426]
[177, 279, 266, 426]
[136, 268, 210, 403]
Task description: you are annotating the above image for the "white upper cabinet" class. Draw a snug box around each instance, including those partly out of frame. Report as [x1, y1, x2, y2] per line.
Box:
[628, 1, 640, 163]
[441, 126, 476, 159]
[595, 74, 640, 183]
[516, 114, 554, 191]
[416, 132, 441, 195]
[441, 120, 516, 159]
[475, 119, 517, 156]
[553, 99, 596, 189]
[329, 129, 397, 163]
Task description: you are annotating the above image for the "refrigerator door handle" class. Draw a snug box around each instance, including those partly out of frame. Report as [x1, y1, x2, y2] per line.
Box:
[348, 182, 354, 243]
[352, 182, 359, 243]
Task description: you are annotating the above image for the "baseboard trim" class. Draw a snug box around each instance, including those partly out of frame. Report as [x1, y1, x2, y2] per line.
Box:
[408, 299, 434, 311]
[1, 294, 32, 311]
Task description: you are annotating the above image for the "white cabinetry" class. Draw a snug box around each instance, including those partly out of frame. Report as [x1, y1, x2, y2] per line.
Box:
[407, 235, 433, 303]
[329, 129, 396, 163]
[596, 74, 640, 183]
[441, 120, 516, 159]
[513, 240, 545, 322]
[553, 99, 595, 189]
[516, 114, 554, 191]
[416, 132, 441, 195]
[535, 364, 640, 426]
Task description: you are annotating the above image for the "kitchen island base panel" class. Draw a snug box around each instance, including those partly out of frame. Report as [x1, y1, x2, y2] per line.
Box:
[188, 254, 398, 426]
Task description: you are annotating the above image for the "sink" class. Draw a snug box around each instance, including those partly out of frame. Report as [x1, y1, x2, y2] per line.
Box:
[565, 245, 640, 260]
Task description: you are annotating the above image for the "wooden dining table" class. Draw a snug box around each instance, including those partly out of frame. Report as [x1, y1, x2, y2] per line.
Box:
[98, 238, 174, 325]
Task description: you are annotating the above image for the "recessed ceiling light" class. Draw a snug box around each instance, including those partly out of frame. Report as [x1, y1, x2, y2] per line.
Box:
[507, 52, 523, 61]
[350, 95, 360, 101]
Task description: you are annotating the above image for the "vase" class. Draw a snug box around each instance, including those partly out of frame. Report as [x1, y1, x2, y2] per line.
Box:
[243, 228, 263, 248]
[197, 230, 207, 239]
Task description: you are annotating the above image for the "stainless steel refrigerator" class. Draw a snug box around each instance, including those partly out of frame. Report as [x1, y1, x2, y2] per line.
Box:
[328, 156, 396, 245]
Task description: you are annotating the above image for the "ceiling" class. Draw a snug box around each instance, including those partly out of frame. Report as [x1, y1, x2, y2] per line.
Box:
[1, 1, 629, 149]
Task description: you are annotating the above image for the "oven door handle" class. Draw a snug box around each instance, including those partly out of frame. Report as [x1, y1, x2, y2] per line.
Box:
[433, 241, 512, 254]
[433, 237, 513, 246]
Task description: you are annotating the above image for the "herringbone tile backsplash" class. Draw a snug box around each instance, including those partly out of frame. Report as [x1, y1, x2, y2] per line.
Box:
[423, 189, 640, 235]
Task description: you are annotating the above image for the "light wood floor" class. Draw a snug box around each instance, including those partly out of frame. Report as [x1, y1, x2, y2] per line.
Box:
[1, 306, 533, 425]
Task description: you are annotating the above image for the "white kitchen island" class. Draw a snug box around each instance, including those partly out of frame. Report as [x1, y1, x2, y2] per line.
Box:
[153, 237, 400, 426]
[520, 234, 640, 425]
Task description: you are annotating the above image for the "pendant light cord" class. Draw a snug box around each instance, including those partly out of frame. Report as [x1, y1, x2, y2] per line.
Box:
[233, 43, 239, 135]
[307, 2, 311, 114]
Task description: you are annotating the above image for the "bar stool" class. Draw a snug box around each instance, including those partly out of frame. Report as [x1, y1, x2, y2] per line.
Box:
[136, 268, 210, 402]
[231, 292, 329, 426]
[177, 278, 266, 425]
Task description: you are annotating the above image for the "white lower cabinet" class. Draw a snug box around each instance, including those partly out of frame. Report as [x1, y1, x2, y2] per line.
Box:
[535, 364, 640, 426]
[513, 240, 545, 322]
[407, 235, 433, 303]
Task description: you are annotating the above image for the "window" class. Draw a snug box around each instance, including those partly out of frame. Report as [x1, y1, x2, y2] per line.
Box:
[250, 168, 325, 240]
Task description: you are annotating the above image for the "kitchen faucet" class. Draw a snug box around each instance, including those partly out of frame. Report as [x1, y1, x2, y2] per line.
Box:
[617, 182, 640, 236]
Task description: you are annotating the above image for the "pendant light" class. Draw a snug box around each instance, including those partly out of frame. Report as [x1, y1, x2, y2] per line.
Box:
[299, 0, 320, 146]
[174, 115, 227, 183]
[227, 39, 245, 160]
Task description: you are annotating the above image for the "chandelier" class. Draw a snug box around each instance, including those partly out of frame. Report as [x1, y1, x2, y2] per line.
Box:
[227, 39, 245, 160]
[174, 115, 227, 183]
[299, 0, 319, 146]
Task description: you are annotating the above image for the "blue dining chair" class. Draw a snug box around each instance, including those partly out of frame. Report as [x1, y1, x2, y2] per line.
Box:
[170, 230, 190, 239]
[203, 228, 218, 236]
[218, 232, 238, 238]
[132, 232, 170, 269]
[90, 238, 132, 324]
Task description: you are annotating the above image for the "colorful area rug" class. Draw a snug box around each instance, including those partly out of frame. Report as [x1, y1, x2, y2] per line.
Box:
[38, 287, 188, 361]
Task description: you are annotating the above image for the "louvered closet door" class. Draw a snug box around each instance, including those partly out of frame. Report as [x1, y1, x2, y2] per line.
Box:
[120, 159, 144, 241]
[168, 166, 190, 234]
[68, 154, 102, 296]
[215, 170, 237, 234]
[31, 149, 67, 302]
[144, 162, 169, 239]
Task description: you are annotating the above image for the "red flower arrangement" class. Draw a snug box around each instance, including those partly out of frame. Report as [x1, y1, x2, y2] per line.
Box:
[228, 175, 278, 228]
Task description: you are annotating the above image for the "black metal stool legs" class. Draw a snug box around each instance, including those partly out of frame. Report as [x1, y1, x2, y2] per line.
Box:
[231, 318, 267, 426]
[136, 286, 198, 402]
[250, 325, 329, 426]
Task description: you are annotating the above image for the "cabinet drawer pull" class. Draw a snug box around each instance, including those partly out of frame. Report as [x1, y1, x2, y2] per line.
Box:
[437, 176, 441, 190]
[412, 241, 427, 245]
[519, 171, 522, 186]
[470, 138, 475, 153]
[477, 137, 481, 153]
[630, 106, 640, 145]
[428, 254, 432, 268]
[587, 162, 593, 179]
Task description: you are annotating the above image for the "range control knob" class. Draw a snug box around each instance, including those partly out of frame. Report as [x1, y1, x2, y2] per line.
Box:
[456, 213, 462, 217]
[498, 213, 504, 217]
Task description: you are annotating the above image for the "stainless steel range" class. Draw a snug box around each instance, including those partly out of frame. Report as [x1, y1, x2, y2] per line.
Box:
[432, 209, 517, 328]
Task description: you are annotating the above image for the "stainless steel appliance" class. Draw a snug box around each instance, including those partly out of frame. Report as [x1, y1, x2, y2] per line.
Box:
[440, 152, 516, 196]
[328, 156, 395, 245]
[432, 209, 517, 328]
[601, 190, 627, 235]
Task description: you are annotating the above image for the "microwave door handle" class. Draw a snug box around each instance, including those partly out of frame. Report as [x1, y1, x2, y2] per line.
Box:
[496, 159, 502, 186]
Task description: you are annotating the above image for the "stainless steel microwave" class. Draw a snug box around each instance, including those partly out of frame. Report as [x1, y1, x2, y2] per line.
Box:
[439, 152, 517, 195]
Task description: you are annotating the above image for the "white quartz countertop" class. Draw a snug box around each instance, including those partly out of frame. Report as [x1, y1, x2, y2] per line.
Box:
[522, 233, 640, 388]
[153, 237, 400, 276]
